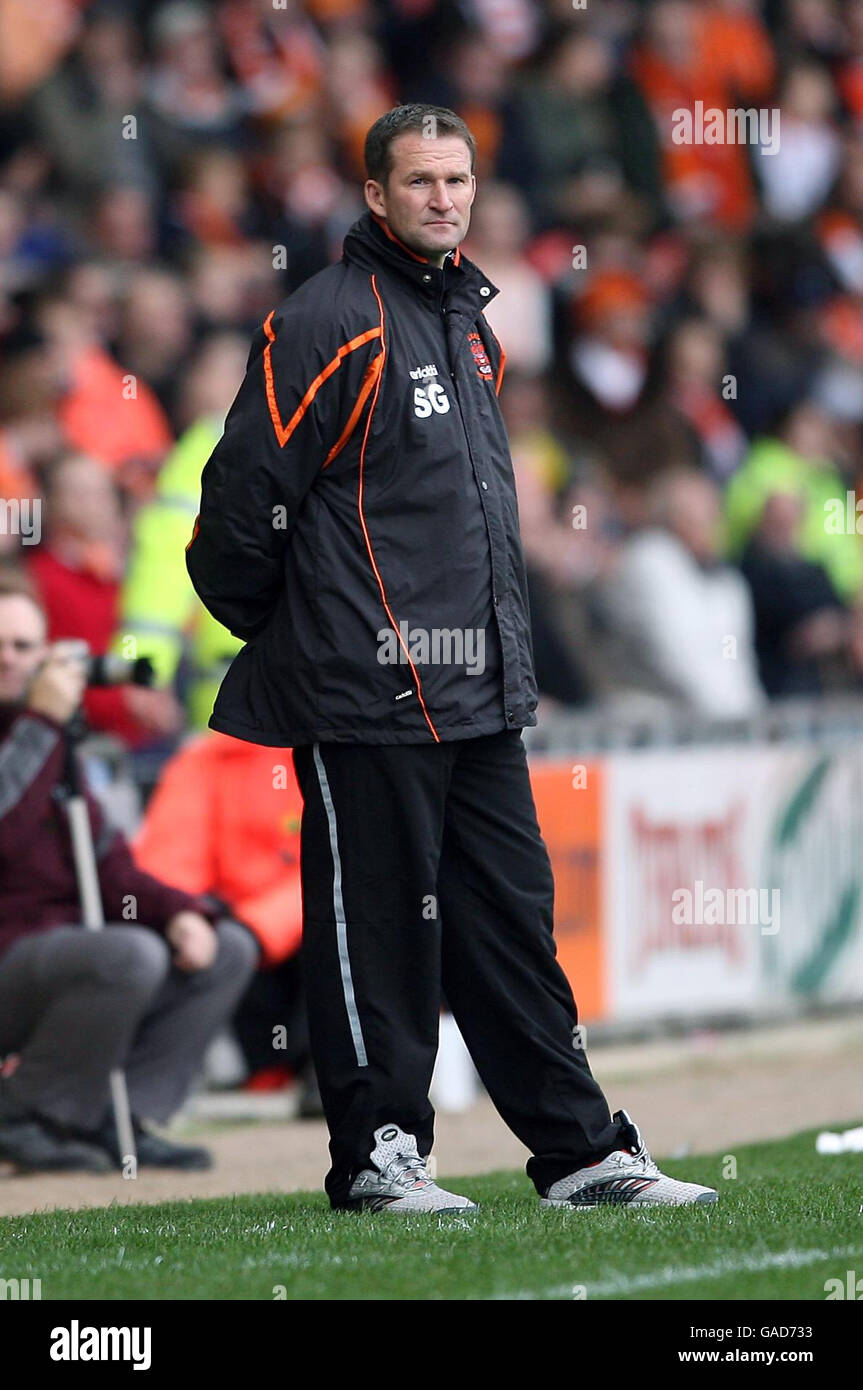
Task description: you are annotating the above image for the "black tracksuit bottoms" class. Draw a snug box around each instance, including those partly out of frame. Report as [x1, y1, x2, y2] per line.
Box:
[291, 728, 625, 1207]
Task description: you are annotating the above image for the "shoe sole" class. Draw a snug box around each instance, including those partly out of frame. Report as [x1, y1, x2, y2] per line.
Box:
[337, 1200, 479, 1214]
[541, 1191, 719, 1208]
[376, 1206, 478, 1215]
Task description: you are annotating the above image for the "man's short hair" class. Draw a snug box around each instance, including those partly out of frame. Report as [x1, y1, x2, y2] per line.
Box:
[364, 105, 477, 187]
[0, 567, 46, 622]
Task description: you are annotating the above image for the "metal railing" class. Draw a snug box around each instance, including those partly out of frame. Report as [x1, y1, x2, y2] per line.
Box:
[524, 696, 863, 755]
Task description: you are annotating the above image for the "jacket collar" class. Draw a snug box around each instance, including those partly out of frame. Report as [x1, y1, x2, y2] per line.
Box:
[342, 209, 499, 315]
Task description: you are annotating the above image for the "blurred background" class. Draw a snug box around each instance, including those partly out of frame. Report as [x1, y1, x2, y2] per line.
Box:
[1, 0, 862, 1156]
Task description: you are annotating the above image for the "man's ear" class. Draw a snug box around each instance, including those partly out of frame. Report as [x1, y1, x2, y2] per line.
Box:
[364, 179, 386, 217]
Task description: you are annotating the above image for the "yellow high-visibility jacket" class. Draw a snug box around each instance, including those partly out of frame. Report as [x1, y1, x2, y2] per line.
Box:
[113, 415, 242, 728]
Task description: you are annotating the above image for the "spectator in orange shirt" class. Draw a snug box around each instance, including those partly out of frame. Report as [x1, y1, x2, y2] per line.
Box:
[34, 288, 173, 500]
[134, 730, 318, 1110]
[218, 0, 324, 125]
[630, 0, 774, 230]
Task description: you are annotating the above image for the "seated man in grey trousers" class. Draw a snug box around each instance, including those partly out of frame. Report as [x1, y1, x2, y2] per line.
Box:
[0, 578, 259, 1173]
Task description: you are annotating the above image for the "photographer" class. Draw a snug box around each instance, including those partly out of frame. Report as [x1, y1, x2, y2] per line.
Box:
[0, 573, 259, 1173]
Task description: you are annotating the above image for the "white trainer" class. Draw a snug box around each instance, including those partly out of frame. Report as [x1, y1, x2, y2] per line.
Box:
[344, 1124, 477, 1213]
[541, 1110, 718, 1208]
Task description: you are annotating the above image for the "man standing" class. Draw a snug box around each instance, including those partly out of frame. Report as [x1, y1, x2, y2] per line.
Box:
[186, 104, 717, 1212]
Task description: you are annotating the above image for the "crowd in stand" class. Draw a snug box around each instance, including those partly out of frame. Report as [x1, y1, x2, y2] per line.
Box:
[3, 0, 863, 739]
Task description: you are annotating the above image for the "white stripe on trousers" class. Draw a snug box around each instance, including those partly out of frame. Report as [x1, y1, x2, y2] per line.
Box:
[312, 743, 369, 1068]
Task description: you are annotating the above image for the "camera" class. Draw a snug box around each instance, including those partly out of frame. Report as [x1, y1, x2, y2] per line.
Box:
[50, 640, 155, 688]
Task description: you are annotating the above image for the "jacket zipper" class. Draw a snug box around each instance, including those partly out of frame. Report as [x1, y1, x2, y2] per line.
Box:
[436, 263, 511, 720]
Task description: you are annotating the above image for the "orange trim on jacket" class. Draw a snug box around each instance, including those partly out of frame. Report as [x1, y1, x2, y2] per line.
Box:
[323, 350, 384, 469]
[371, 213, 462, 269]
[372, 213, 428, 263]
[262, 313, 382, 448]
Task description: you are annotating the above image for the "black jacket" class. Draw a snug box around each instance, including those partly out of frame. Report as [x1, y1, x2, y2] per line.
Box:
[185, 209, 538, 746]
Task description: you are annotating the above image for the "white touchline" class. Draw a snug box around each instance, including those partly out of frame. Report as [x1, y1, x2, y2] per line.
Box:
[492, 1245, 863, 1300]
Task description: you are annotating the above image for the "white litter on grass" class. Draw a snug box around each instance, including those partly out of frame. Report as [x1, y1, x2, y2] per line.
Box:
[493, 1244, 863, 1301]
[816, 1126, 863, 1154]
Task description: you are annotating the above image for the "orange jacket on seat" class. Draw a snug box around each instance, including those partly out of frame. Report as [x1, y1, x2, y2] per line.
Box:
[134, 732, 303, 967]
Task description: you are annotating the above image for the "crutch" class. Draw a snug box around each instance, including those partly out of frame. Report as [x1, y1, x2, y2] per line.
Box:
[60, 717, 137, 1172]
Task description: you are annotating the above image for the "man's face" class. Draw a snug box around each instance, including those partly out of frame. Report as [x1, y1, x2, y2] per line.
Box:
[668, 478, 721, 564]
[0, 596, 48, 703]
[364, 133, 476, 266]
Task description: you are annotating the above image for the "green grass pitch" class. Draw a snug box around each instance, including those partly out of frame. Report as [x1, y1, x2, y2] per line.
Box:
[2, 1124, 861, 1300]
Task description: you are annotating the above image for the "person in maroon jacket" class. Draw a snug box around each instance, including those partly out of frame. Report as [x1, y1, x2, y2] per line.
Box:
[0, 574, 259, 1173]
